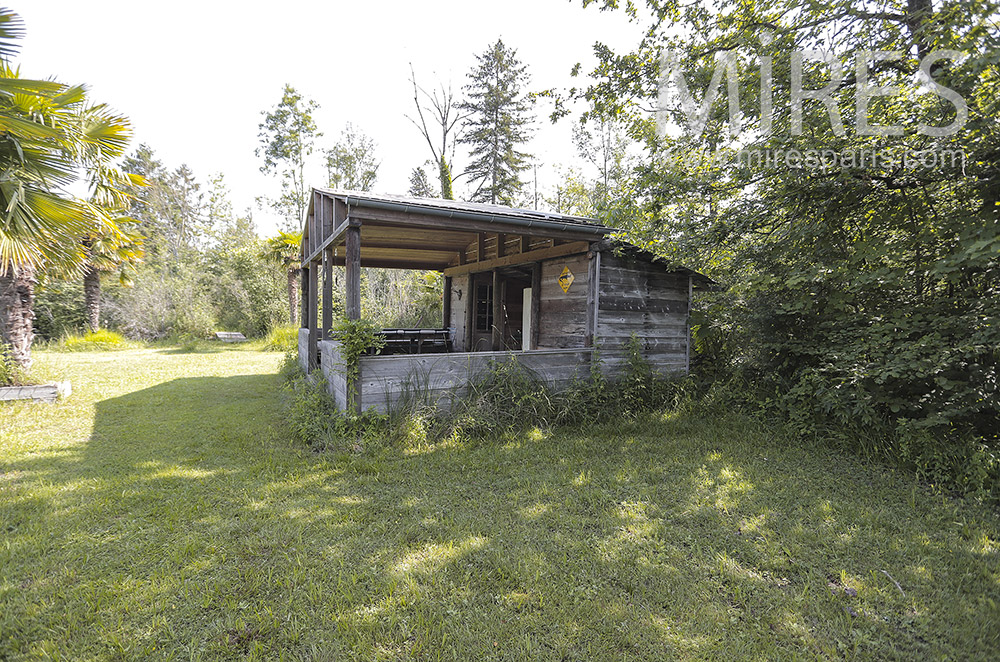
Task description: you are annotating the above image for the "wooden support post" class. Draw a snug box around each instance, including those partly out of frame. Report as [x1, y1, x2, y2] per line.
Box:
[686, 275, 693, 374]
[491, 269, 503, 351]
[496, 233, 505, 258]
[530, 262, 541, 350]
[345, 223, 361, 320]
[322, 247, 333, 338]
[585, 248, 601, 347]
[519, 235, 529, 254]
[300, 264, 309, 328]
[442, 276, 452, 330]
[307, 261, 319, 370]
[464, 274, 475, 351]
[477, 233, 486, 262]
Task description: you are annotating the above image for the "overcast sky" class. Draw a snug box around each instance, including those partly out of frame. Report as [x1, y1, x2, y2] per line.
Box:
[14, 0, 644, 235]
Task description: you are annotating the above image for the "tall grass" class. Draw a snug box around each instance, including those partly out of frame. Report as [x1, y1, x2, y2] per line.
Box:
[55, 330, 141, 352]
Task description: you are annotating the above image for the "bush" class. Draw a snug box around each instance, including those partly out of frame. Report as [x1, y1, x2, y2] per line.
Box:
[262, 325, 299, 352]
[281, 358, 387, 452]
[60, 330, 139, 352]
[32, 279, 86, 340]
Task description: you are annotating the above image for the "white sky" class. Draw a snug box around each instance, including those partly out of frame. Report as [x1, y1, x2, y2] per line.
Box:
[14, 0, 644, 236]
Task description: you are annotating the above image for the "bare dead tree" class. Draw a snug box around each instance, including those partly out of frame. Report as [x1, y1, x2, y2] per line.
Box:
[406, 64, 467, 199]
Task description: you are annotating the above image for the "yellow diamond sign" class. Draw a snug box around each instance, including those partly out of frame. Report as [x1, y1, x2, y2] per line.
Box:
[558, 266, 575, 293]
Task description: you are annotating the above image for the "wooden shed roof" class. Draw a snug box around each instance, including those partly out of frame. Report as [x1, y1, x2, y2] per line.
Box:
[299, 189, 714, 286]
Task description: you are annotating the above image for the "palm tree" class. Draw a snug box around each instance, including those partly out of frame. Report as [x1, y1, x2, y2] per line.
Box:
[0, 8, 136, 368]
[262, 230, 302, 325]
[81, 221, 143, 332]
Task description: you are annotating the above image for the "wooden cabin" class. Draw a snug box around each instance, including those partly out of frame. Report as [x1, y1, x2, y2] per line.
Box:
[297, 190, 710, 412]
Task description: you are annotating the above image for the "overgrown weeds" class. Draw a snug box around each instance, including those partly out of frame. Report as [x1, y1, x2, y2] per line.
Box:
[280, 335, 687, 452]
[260, 325, 298, 352]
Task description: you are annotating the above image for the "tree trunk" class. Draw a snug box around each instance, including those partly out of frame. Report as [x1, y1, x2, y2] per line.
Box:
[287, 268, 299, 326]
[83, 266, 101, 332]
[0, 265, 36, 370]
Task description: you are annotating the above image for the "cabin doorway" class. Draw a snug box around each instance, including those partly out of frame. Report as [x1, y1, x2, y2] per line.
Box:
[469, 269, 531, 351]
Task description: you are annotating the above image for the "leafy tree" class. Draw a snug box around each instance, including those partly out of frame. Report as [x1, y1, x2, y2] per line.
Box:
[122, 146, 202, 266]
[579, 0, 1000, 492]
[325, 123, 379, 191]
[407, 66, 465, 199]
[257, 85, 321, 230]
[0, 8, 136, 368]
[408, 166, 435, 198]
[262, 231, 303, 325]
[458, 39, 534, 205]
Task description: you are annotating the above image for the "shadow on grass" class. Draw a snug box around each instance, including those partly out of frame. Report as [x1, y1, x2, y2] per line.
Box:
[2, 373, 999, 660]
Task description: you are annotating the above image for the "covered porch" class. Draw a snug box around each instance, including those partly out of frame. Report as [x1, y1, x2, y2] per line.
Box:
[297, 190, 615, 412]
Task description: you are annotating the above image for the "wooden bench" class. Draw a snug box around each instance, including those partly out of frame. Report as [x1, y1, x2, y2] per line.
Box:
[213, 331, 248, 343]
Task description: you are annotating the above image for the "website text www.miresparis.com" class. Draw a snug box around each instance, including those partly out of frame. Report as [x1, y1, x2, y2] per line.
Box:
[658, 146, 966, 172]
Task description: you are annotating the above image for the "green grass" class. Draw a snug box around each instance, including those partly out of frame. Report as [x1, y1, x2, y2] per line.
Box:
[1, 348, 998, 661]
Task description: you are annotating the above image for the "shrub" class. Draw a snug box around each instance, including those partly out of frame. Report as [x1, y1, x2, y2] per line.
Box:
[61, 330, 138, 352]
[281, 357, 386, 452]
[262, 325, 299, 352]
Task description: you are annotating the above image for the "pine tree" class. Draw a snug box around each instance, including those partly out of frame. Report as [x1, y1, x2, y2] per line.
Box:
[458, 39, 533, 206]
[408, 167, 435, 198]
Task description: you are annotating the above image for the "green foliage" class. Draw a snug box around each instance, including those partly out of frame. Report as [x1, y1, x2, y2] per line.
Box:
[578, 0, 1000, 500]
[407, 166, 435, 198]
[262, 325, 299, 352]
[59, 329, 137, 352]
[332, 319, 385, 408]
[281, 358, 386, 452]
[209, 241, 286, 337]
[103, 263, 216, 340]
[256, 85, 321, 230]
[32, 279, 85, 340]
[324, 123, 379, 191]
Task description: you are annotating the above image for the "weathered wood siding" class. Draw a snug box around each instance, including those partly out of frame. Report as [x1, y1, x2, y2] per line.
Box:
[318, 340, 348, 409]
[358, 348, 593, 413]
[596, 254, 689, 374]
[537, 252, 591, 349]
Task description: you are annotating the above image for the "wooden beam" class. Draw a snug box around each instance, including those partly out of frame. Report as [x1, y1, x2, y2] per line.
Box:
[686, 275, 693, 374]
[300, 265, 309, 328]
[520, 235, 529, 254]
[322, 248, 333, 337]
[477, 233, 486, 262]
[442, 276, 452, 330]
[464, 274, 475, 351]
[496, 233, 505, 258]
[345, 224, 361, 320]
[491, 270, 502, 351]
[443, 240, 590, 278]
[530, 262, 541, 350]
[307, 264, 319, 370]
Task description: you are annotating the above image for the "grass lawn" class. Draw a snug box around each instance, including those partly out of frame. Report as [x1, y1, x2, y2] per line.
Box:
[1, 347, 998, 660]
